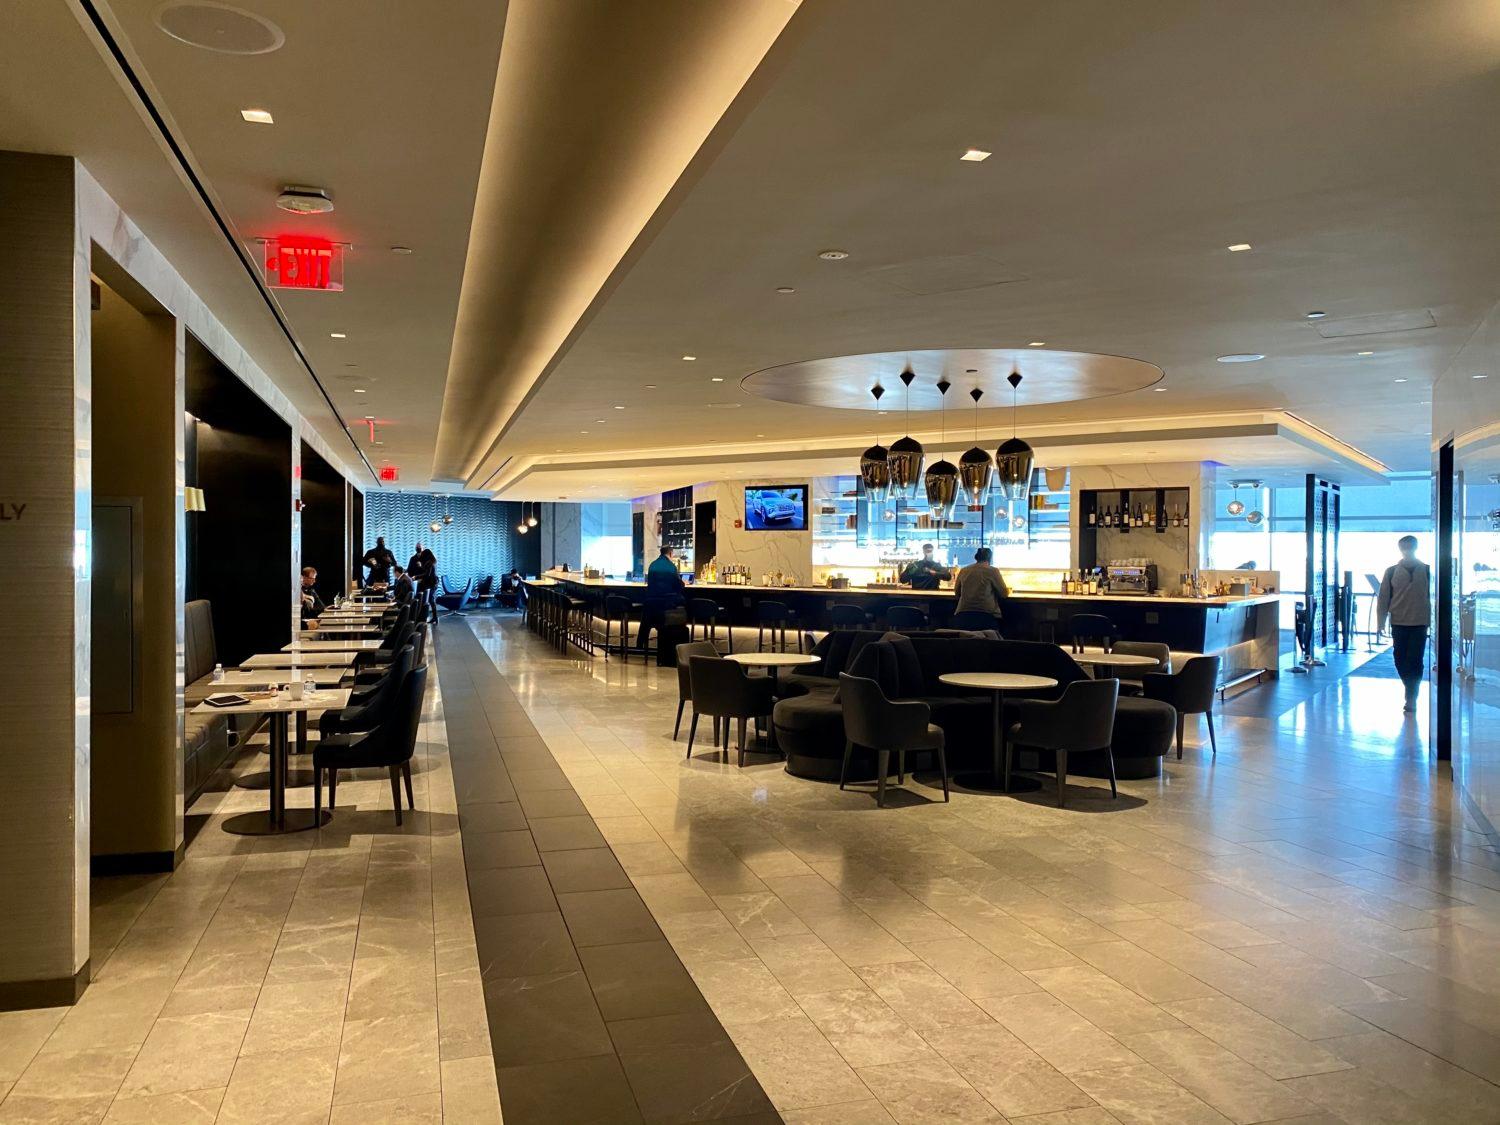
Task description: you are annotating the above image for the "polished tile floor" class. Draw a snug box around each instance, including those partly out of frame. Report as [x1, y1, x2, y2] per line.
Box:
[465, 615, 1500, 1124]
[0, 671, 501, 1124]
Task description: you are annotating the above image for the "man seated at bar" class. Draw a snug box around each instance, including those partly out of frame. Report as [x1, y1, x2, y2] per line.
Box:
[300, 566, 327, 623]
[952, 547, 1009, 629]
[362, 535, 396, 588]
[638, 545, 686, 651]
[902, 541, 951, 589]
[392, 564, 414, 606]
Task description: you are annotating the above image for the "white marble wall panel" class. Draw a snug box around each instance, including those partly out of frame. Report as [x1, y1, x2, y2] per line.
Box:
[700, 480, 814, 584]
[541, 502, 583, 571]
[1070, 462, 1215, 576]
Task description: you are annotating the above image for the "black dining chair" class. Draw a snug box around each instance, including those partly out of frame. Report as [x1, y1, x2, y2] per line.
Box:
[323, 643, 415, 734]
[838, 673, 948, 807]
[687, 655, 775, 766]
[1142, 654, 1221, 758]
[1109, 640, 1171, 694]
[314, 663, 429, 826]
[885, 605, 928, 631]
[1069, 613, 1117, 653]
[674, 640, 720, 741]
[1008, 678, 1120, 808]
[687, 597, 729, 652]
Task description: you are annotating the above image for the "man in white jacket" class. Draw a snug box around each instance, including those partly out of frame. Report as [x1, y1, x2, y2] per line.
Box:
[1376, 535, 1431, 713]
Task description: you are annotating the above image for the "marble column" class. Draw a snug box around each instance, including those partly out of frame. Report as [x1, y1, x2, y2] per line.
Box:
[0, 152, 91, 1007]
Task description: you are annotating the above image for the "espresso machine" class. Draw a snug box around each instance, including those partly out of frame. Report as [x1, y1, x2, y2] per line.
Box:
[1105, 563, 1157, 595]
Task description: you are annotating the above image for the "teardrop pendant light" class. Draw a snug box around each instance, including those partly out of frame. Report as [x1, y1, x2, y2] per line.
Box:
[517, 500, 530, 534]
[995, 369, 1034, 502]
[888, 366, 924, 498]
[442, 494, 454, 525]
[924, 377, 959, 520]
[859, 384, 891, 501]
[960, 385, 993, 506]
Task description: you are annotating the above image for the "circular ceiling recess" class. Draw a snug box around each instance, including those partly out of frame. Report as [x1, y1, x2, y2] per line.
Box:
[740, 348, 1164, 411]
[154, 2, 285, 54]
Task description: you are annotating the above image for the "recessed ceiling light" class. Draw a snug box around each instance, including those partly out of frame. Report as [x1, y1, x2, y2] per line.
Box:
[644, 384, 656, 389]
[374, 441, 383, 446]
[1475, 374, 1490, 379]
[1028, 341, 1046, 347]
[1216, 353, 1265, 363]
[1356, 351, 1374, 357]
[1153, 387, 1168, 392]
[353, 388, 366, 394]
[775, 286, 796, 294]
[362, 414, 374, 421]
[240, 108, 273, 124]
[756, 433, 765, 437]
[579, 430, 589, 434]
[614, 405, 625, 410]
[818, 249, 849, 261]
[1227, 243, 1252, 252]
[389, 246, 413, 255]
[1306, 310, 1326, 319]
[330, 332, 346, 339]
[1394, 378, 1408, 383]
[711, 377, 725, 382]
[960, 148, 992, 162]
[682, 355, 697, 361]
[595, 419, 606, 423]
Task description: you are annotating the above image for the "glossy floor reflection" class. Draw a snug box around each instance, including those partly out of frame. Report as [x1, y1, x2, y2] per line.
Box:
[469, 614, 1500, 1123]
[0, 671, 500, 1124]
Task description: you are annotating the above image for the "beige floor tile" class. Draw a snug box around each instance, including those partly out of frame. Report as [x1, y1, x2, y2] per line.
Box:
[0, 1008, 68, 1082]
[686, 958, 803, 1024]
[34, 977, 170, 1055]
[725, 1015, 869, 1110]
[1121, 1026, 1319, 1123]
[1071, 940, 1218, 1003]
[216, 1044, 337, 1125]
[925, 1021, 1097, 1118]
[4, 1044, 136, 1123]
[797, 989, 932, 1069]
[907, 935, 1044, 1000]
[328, 1091, 442, 1124]
[856, 1055, 1004, 1123]
[1026, 964, 1184, 1037]
[346, 953, 438, 1021]
[1283, 1066, 1442, 1124]
[240, 977, 348, 1056]
[439, 1055, 502, 1124]
[333, 1011, 441, 1106]
[1321, 1028, 1500, 1120]
[1159, 995, 1352, 1079]
[749, 933, 865, 997]
[780, 1100, 897, 1124]
[1069, 1063, 1233, 1125]
[715, 892, 814, 940]
[854, 961, 994, 1034]
[980, 992, 1143, 1075]
[100, 1087, 225, 1123]
[116, 1010, 250, 1098]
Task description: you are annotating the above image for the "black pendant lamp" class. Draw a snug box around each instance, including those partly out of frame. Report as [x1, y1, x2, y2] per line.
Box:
[859, 384, 891, 501]
[924, 377, 958, 520]
[960, 385, 993, 506]
[888, 366, 924, 498]
[996, 369, 1034, 502]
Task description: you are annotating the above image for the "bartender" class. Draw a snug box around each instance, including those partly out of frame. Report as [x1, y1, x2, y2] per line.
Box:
[901, 542, 951, 590]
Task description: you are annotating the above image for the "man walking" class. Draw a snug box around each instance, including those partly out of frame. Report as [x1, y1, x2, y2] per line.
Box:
[1376, 534, 1431, 713]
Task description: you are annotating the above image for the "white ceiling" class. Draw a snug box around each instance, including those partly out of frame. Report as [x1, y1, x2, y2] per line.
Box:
[4, 0, 1497, 499]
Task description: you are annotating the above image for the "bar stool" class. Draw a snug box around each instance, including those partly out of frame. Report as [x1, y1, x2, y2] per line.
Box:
[1068, 613, 1117, 653]
[886, 605, 928, 631]
[566, 595, 594, 654]
[756, 601, 804, 653]
[830, 604, 871, 631]
[600, 594, 640, 662]
[687, 597, 730, 652]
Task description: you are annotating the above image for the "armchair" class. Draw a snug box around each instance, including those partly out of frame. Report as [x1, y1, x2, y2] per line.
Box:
[687, 655, 775, 766]
[1009, 678, 1119, 807]
[838, 673, 948, 807]
[1142, 654, 1220, 758]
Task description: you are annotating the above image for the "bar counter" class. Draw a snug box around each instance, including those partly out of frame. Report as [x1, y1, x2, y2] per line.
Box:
[537, 570, 1281, 680]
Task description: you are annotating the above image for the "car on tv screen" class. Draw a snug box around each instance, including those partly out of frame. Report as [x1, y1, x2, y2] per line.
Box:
[745, 486, 807, 531]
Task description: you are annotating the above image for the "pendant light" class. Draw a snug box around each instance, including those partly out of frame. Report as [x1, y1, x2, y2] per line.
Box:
[517, 500, 530, 534]
[995, 369, 1033, 501]
[1226, 482, 1245, 516]
[527, 504, 538, 527]
[960, 385, 993, 506]
[859, 384, 891, 502]
[888, 366, 924, 498]
[430, 519, 443, 534]
[442, 494, 454, 526]
[924, 377, 958, 520]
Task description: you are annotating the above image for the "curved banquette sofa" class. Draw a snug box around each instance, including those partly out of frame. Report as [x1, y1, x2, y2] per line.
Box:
[773, 629, 1175, 782]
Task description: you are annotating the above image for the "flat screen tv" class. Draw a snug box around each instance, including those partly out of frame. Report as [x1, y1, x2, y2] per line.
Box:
[744, 485, 808, 531]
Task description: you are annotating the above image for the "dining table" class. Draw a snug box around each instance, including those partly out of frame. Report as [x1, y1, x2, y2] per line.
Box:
[281, 639, 384, 653]
[241, 651, 357, 670]
[192, 686, 350, 834]
[1066, 649, 1163, 679]
[723, 652, 820, 750]
[937, 672, 1058, 793]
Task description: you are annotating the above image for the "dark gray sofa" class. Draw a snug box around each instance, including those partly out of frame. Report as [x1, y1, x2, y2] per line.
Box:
[182, 599, 231, 802]
[774, 630, 1175, 781]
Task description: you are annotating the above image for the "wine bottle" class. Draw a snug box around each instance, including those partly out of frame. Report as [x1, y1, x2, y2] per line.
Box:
[1087, 503, 1097, 527]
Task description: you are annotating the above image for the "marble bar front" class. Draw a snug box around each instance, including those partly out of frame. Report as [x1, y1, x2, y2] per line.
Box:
[540, 570, 1281, 683]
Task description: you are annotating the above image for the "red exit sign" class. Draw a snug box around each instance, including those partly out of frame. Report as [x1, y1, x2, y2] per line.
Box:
[264, 237, 344, 291]
[378, 466, 399, 482]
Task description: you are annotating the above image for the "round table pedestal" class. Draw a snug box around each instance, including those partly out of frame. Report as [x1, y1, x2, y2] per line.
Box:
[953, 771, 1043, 794]
[222, 808, 331, 836]
[235, 769, 316, 791]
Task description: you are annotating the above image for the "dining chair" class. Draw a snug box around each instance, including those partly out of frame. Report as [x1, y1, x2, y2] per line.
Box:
[1008, 678, 1120, 807]
[314, 662, 429, 826]
[687, 655, 775, 766]
[837, 672, 948, 807]
[1142, 654, 1221, 758]
[1109, 640, 1171, 693]
[674, 640, 720, 741]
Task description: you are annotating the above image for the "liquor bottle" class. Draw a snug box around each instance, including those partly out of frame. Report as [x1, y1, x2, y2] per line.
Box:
[1133, 502, 1143, 527]
[1087, 503, 1097, 527]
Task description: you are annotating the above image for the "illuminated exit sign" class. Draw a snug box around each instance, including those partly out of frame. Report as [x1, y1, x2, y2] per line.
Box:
[378, 466, 399, 482]
[263, 237, 344, 291]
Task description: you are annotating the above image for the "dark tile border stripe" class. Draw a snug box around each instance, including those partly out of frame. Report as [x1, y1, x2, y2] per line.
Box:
[433, 622, 783, 1125]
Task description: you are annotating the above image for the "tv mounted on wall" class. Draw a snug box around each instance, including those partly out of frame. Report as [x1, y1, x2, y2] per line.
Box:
[744, 485, 808, 531]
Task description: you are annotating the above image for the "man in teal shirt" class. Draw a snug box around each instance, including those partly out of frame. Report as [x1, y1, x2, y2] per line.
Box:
[639, 546, 686, 651]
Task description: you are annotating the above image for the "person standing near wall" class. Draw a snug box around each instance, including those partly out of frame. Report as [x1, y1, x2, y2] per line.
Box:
[363, 536, 396, 588]
[1377, 534, 1431, 714]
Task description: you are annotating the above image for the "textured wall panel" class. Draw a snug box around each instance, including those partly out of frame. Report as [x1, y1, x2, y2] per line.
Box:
[364, 493, 522, 588]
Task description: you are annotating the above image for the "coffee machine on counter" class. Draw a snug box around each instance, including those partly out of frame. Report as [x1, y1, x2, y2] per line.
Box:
[1104, 563, 1157, 595]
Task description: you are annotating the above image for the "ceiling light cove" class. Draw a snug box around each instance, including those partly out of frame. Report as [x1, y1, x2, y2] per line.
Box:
[960, 148, 992, 162]
[775, 287, 796, 294]
[1216, 353, 1265, 363]
[240, 108, 273, 124]
[1227, 243, 1252, 252]
[1028, 341, 1046, 347]
[389, 246, 414, 255]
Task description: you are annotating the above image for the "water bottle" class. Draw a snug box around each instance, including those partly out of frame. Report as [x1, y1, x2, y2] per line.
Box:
[212, 662, 225, 683]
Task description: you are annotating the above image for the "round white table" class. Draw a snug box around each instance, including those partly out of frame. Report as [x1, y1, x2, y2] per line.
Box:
[724, 653, 821, 750]
[1066, 649, 1163, 679]
[938, 672, 1058, 792]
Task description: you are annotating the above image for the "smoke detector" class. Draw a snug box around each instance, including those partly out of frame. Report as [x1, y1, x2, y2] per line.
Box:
[276, 186, 334, 215]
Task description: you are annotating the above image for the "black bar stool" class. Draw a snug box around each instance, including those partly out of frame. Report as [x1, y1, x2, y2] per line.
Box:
[830, 604, 872, 631]
[600, 594, 640, 662]
[687, 597, 730, 652]
[756, 601, 804, 653]
[886, 604, 928, 631]
[1068, 613, 1117, 653]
